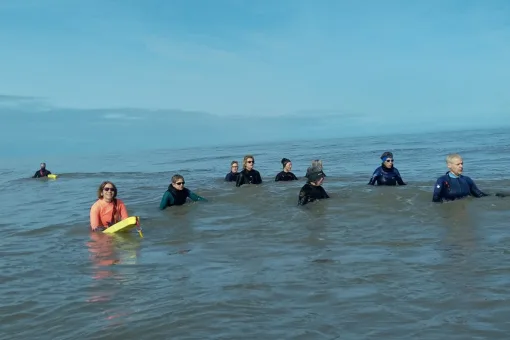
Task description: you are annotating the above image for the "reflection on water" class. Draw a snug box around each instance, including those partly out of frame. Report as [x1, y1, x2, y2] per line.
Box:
[86, 233, 142, 327]
[87, 233, 142, 268]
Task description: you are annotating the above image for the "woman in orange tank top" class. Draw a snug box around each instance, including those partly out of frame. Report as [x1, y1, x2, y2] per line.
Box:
[90, 181, 129, 231]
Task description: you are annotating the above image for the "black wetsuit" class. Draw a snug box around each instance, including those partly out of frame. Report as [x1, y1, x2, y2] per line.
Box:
[225, 172, 240, 182]
[33, 168, 51, 178]
[159, 185, 207, 209]
[432, 171, 488, 203]
[236, 169, 262, 187]
[368, 166, 406, 186]
[275, 171, 298, 181]
[298, 183, 330, 206]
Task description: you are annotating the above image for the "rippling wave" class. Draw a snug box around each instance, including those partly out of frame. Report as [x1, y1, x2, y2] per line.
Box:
[2, 128, 510, 339]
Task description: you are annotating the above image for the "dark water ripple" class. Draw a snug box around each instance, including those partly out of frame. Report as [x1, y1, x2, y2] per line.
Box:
[1, 128, 510, 339]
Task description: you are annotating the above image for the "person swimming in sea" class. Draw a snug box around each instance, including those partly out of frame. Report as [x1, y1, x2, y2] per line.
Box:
[305, 159, 326, 180]
[225, 160, 240, 182]
[159, 174, 207, 209]
[32, 162, 52, 178]
[275, 158, 298, 181]
[298, 170, 330, 206]
[432, 153, 492, 203]
[368, 151, 406, 186]
[90, 181, 129, 231]
[236, 155, 262, 187]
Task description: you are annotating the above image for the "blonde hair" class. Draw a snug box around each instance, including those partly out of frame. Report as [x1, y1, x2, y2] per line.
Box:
[242, 155, 255, 169]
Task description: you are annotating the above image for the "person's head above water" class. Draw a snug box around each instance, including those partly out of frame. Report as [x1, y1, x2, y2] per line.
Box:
[281, 158, 292, 172]
[40, 162, 46, 169]
[170, 174, 186, 191]
[380, 151, 394, 169]
[230, 161, 239, 173]
[97, 181, 118, 203]
[307, 170, 326, 186]
[243, 155, 255, 171]
[446, 153, 463, 176]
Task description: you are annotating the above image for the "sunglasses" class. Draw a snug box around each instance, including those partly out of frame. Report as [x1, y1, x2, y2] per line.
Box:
[103, 187, 115, 192]
[175, 182, 185, 185]
[247, 161, 254, 164]
[385, 159, 394, 163]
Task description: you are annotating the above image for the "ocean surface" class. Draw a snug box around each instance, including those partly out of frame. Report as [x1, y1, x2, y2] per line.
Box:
[1, 126, 510, 340]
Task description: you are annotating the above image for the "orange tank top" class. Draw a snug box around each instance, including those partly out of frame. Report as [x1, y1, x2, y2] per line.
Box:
[89, 198, 128, 230]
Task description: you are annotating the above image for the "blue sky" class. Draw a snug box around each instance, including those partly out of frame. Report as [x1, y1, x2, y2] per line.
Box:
[0, 0, 509, 126]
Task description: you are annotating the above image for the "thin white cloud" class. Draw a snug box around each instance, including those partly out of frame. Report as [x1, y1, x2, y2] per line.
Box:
[102, 113, 143, 120]
[140, 34, 250, 67]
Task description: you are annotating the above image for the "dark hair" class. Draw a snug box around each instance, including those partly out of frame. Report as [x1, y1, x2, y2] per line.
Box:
[97, 181, 118, 199]
[281, 158, 291, 168]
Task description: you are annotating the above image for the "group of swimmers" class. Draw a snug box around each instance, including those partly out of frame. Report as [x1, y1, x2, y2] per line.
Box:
[32, 151, 505, 232]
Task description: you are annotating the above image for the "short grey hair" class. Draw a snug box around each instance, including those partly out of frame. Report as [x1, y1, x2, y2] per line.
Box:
[446, 153, 462, 163]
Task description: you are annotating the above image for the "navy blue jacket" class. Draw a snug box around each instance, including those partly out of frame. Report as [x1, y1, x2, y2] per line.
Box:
[225, 172, 240, 182]
[432, 172, 488, 203]
[368, 166, 406, 186]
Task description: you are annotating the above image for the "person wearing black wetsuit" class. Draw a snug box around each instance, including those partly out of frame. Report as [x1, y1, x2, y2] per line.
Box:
[32, 162, 51, 178]
[305, 159, 326, 180]
[236, 154, 262, 187]
[159, 174, 207, 209]
[298, 170, 330, 206]
[275, 158, 298, 181]
[432, 153, 489, 203]
[368, 151, 406, 186]
[225, 160, 240, 182]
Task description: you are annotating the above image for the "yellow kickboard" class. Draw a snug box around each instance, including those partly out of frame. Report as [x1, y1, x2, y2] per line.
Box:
[103, 216, 140, 234]
[47, 174, 58, 179]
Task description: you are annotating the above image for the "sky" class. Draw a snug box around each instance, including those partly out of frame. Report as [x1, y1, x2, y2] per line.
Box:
[0, 0, 509, 128]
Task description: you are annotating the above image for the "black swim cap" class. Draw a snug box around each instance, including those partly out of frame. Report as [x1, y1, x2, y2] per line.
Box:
[281, 158, 291, 167]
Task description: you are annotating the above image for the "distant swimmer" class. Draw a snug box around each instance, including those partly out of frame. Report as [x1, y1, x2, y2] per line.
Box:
[160, 174, 207, 209]
[432, 153, 488, 203]
[305, 159, 326, 180]
[275, 158, 298, 181]
[236, 155, 262, 187]
[368, 151, 406, 186]
[225, 160, 240, 182]
[298, 170, 330, 206]
[32, 162, 51, 178]
[90, 181, 129, 231]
